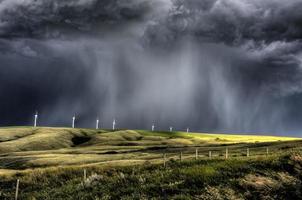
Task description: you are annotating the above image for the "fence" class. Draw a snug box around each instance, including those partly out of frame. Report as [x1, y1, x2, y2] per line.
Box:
[12, 145, 298, 199]
[159, 146, 274, 165]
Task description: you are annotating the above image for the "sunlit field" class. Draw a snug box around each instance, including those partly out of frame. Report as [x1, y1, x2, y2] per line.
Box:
[0, 127, 299, 170]
[0, 127, 301, 199]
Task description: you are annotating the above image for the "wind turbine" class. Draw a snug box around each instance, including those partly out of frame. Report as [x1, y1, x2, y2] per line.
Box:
[72, 115, 76, 128]
[34, 111, 38, 127]
[152, 124, 155, 131]
[112, 119, 116, 130]
[96, 118, 99, 129]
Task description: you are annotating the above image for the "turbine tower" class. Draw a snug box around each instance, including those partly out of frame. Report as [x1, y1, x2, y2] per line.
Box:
[170, 127, 173, 132]
[152, 124, 155, 131]
[34, 111, 38, 127]
[186, 128, 189, 133]
[112, 119, 116, 130]
[72, 115, 76, 128]
[96, 118, 99, 129]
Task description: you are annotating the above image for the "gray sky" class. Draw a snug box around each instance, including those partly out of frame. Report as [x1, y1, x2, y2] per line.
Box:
[0, 0, 302, 136]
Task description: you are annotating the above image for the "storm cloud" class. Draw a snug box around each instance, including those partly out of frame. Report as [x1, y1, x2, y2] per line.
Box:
[0, 0, 302, 135]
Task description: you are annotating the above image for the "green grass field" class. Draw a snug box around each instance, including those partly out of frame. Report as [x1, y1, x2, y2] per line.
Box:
[0, 126, 299, 171]
[0, 127, 301, 199]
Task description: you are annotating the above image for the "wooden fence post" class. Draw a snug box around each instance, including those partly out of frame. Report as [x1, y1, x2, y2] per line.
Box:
[180, 152, 182, 162]
[266, 147, 269, 156]
[225, 148, 228, 159]
[163, 153, 166, 167]
[83, 169, 87, 181]
[15, 179, 19, 200]
[247, 148, 250, 157]
[195, 148, 198, 160]
[209, 151, 212, 159]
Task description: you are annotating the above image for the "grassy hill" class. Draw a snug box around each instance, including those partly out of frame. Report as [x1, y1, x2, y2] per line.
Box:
[0, 127, 297, 152]
[0, 126, 299, 170]
[0, 127, 301, 199]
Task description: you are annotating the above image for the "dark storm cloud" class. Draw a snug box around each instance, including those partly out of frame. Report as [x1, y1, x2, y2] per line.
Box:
[0, 0, 161, 126]
[0, 38, 99, 126]
[0, 0, 153, 38]
[144, 0, 302, 46]
[1, 0, 302, 135]
[142, 0, 302, 134]
[143, 0, 302, 95]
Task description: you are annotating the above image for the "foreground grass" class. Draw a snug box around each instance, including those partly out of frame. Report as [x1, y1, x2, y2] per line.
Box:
[0, 152, 302, 199]
[0, 127, 301, 199]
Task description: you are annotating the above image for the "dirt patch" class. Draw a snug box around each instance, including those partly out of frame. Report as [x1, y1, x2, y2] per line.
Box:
[240, 174, 279, 190]
[71, 136, 91, 146]
[197, 186, 244, 200]
[100, 151, 118, 154]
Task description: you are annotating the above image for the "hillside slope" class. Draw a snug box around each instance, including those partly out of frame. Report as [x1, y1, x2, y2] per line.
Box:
[0, 127, 302, 199]
[0, 127, 298, 152]
[0, 127, 300, 170]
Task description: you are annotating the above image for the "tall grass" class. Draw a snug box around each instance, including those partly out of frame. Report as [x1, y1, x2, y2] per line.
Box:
[0, 152, 301, 199]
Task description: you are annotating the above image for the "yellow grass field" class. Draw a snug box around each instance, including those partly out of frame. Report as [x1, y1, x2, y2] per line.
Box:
[0, 126, 300, 172]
